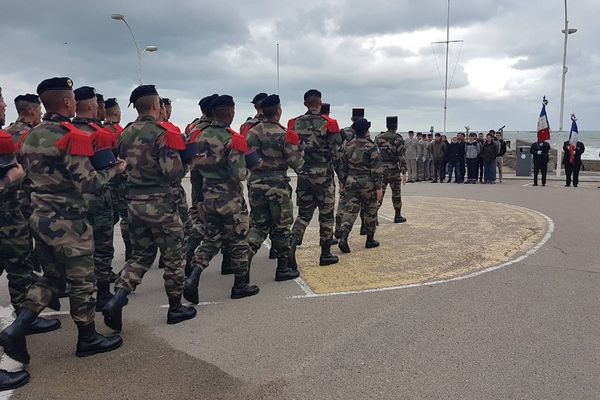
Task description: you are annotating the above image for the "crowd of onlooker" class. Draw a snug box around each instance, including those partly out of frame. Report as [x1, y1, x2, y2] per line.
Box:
[404, 130, 507, 185]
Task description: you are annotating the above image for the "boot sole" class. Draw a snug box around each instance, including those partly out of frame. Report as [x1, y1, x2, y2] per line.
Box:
[231, 288, 260, 299]
[167, 309, 198, 325]
[275, 274, 300, 282]
[366, 244, 380, 249]
[0, 374, 30, 391]
[76, 338, 123, 358]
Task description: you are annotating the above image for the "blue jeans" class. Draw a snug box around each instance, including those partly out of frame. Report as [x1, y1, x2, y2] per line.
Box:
[484, 160, 496, 182]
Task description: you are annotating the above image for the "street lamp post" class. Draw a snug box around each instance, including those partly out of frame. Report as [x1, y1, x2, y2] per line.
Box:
[111, 14, 158, 85]
[556, 0, 577, 176]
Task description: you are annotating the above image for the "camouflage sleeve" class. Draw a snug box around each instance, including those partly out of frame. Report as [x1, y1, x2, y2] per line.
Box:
[226, 140, 249, 182]
[328, 132, 343, 162]
[339, 143, 349, 182]
[396, 137, 408, 175]
[284, 138, 304, 173]
[371, 146, 383, 191]
[63, 153, 116, 194]
[157, 132, 186, 183]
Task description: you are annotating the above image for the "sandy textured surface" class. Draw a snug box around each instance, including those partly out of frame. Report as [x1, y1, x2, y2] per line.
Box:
[297, 196, 549, 294]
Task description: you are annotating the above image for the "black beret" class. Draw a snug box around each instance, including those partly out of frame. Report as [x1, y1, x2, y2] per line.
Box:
[96, 93, 104, 103]
[199, 94, 219, 112]
[211, 95, 235, 109]
[105, 98, 118, 109]
[304, 89, 322, 100]
[74, 86, 97, 102]
[386, 116, 398, 126]
[163, 98, 172, 106]
[352, 108, 365, 118]
[14, 94, 40, 105]
[260, 94, 280, 108]
[251, 93, 268, 105]
[37, 77, 73, 95]
[352, 118, 371, 135]
[159, 98, 165, 107]
[320, 103, 331, 115]
[129, 84, 158, 106]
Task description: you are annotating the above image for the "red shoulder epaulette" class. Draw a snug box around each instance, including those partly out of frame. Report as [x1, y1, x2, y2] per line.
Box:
[88, 122, 116, 150]
[321, 115, 340, 134]
[56, 122, 95, 157]
[158, 121, 186, 151]
[0, 130, 16, 155]
[287, 118, 297, 131]
[285, 130, 300, 145]
[227, 128, 249, 153]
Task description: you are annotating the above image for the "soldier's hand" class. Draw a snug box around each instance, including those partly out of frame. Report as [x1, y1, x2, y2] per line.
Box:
[116, 159, 127, 174]
[376, 189, 383, 202]
[3, 164, 25, 186]
[196, 202, 206, 222]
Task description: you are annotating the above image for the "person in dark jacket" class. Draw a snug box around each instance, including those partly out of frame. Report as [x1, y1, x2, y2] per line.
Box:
[446, 137, 465, 183]
[481, 133, 498, 184]
[431, 133, 447, 183]
[494, 131, 507, 182]
[562, 140, 585, 187]
[441, 135, 450, 181]
[530, 140, 551, 186]
[477, 132, 485, 182]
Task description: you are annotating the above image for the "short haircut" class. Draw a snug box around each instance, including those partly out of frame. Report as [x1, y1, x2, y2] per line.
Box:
[408, 130, 414, 134]
[262, 105, 279, 119]
[134, 95, 158, 113]
[76, 98, 96, 113]
[212, 106, 233, 120]
[469, 132, 476, 137]
[304, 96, 321, 107]
[39, 90, 71, 111]
[15, 100, 39, 115]
[434, 133, 441, 137]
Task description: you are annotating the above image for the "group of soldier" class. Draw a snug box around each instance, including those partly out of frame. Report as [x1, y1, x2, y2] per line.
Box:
[0, 78, 410, 390]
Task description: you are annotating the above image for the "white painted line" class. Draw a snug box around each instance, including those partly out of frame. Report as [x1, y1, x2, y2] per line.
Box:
[289, 202, 555, 299]
[264, 240, 315, 297]
[522, 183, 533, 187]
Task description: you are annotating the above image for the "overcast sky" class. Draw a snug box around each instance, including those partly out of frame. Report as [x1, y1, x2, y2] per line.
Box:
[1, 0, 598, 133]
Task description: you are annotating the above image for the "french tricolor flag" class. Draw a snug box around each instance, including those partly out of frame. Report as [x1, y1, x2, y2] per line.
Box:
[568, 114, 579, 163]
[537, 97, 551, 142]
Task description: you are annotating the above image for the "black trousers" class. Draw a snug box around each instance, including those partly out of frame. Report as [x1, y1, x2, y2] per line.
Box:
[534, 162, 548, 186]
[565, 162, 581, 186]
[478, 158, 484, 181]
[433, 159, 446, 182]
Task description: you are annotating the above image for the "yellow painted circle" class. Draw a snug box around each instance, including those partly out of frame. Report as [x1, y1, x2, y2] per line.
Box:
[297, 196, 550, 294]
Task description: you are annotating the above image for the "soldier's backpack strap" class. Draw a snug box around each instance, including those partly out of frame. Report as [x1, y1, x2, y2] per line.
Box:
[88, 122, 116, 150]
[56, 122, 94, 156]
[227, 128, 249, 153]
[0, 130, 16, 155]
[158, 121, 186, 151]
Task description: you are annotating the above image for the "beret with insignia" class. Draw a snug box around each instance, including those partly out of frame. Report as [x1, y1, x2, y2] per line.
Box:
[37, 77, 74, 95]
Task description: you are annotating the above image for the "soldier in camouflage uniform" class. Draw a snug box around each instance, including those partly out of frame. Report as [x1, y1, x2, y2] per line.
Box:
[71, 86, 117, 310]
[103, 85, 197, 332]
[289, 89, 342, 267]
[0, 87, 61, 337]
[374, 117, 407, 223]
[335, 108, 366, 238]
[103, 98, 130, 263]
[239, 92, 267, 136]
[95, 93, 105, 123]
[184, 95, 260, 304]
[0, 78, 124, 365]
[338, 118, 383, 253]
[245, 94, 304, 281]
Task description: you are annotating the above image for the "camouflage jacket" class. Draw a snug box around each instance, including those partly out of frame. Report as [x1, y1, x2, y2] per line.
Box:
[193, 121, 248, 185]
[0, 130, 19, 210]
[342, 136, 383, 190]
[4, 119, 35, 209]
[287, 110, 341, 175]
[246, 120, 304, 183]
[188, 118, 213, 204]
[118, 115, 186, 199]
[375, 130, 407, 174]
[240, 115, 263, 137]
[20, 112, 117, 217]
[340, 126, 355, 143]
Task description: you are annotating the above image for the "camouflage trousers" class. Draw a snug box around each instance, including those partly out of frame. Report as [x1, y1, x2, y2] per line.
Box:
[115, 197, 185, 300]
[191, 182, 249, 278]
[340, 176, 379, 235]
[23, 213, 96, 325]
[378, 167, 403, 213]
[0, 210, 35, 308]
[292, 172, 336, 245]
[247, 177, 293, 260]
[172, 183, 191, 236]
[110, 180, 131, 259]
[87, 190, 115, 285]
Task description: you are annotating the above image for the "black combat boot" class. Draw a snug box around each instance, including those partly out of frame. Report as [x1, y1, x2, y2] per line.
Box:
[365, 233, 380, 249]
[0, 308, 36, 364]
[75, 322, 123, 358]
[95, 281, 114, 312]
[167, 298, 197, 325]
[183, 266, 202, 305]
[47, 292, 61, 311]
[16, 308, 61, 336]
[359, 224, 367, 236]
[394, 210, 407, 223]
[220, 251, 235, 275]
[0, 369, 30, 391]
[338, 229, 351, 254]
[231, 274, 260, 299]
[269, 247, 278, 259]
[289, 237, 299, 271]
[102, 288, 129, 332]
[319, 243, 339, 265]
[275, 258, 300, 282]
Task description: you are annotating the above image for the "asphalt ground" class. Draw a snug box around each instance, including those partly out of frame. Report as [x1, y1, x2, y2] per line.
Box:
[2, 176, 600, 399]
